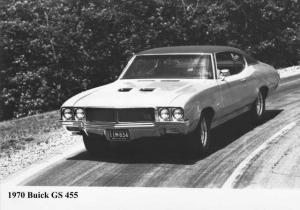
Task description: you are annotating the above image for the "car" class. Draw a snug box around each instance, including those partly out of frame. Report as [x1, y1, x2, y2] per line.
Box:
[60, 45, 280, 155]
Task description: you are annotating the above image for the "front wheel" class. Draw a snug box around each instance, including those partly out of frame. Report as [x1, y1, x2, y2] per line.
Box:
[250, 90, 266, 124]
[187, 114, 212, 156]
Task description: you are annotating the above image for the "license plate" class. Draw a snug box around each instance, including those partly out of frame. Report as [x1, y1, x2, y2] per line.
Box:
[107, 129, 130, 141]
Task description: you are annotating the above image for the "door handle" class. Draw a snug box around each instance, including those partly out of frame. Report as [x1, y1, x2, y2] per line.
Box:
[241, 78, 247, 82]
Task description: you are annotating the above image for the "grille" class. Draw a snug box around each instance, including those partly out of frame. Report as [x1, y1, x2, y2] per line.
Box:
[85, 108, 115, 122]
[118, 108, 155, 122]
[85, 108, 155, 122]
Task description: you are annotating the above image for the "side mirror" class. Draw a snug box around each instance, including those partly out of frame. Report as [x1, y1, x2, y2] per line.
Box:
[219, 69, 230, 80]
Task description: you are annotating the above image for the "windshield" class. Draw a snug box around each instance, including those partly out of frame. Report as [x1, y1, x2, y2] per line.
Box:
[121, 54, 214, 79]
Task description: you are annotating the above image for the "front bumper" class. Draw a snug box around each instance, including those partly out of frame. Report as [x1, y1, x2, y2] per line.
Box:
[60, 120, 191, 141]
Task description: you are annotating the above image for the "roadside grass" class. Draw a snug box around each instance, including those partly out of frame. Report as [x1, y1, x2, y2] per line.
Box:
[0, 110, 61, 157]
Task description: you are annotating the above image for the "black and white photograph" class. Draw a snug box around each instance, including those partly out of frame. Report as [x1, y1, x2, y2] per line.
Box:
[0, 0, 299, 209]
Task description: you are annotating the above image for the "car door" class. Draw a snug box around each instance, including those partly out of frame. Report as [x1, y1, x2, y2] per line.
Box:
[215, 52, 248, 120]
[227, 52, 256, 107]
[237, 58, 259, 106]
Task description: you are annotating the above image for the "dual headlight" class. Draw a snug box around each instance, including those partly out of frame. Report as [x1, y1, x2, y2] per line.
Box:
[61, 108, 85, 121]
[62, 107, 183, 122]
[158, 107, 184, 121]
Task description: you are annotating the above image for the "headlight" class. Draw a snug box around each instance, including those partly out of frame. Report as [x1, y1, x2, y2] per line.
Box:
[159, 108, 170, 121]
[62, 108, 73, 120]
[75, 108, 85, 120]
[172, 108, 184, 121]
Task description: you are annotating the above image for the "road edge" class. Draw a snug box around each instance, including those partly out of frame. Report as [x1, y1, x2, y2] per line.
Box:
[222, 122, 297, 188]
[1, 143, 84, 186]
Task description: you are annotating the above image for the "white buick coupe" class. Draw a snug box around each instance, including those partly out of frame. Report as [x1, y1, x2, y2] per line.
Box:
[60, 46, 280, 155]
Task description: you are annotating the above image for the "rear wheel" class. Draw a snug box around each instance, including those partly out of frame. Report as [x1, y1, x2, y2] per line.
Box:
[188, 113, 212, 156]
[83, 134, 109, 156]
[250, 90, 266, 124]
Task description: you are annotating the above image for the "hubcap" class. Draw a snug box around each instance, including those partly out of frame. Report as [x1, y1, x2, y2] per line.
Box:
[256, 92, 263, 116]
[200, 117, 208, 147]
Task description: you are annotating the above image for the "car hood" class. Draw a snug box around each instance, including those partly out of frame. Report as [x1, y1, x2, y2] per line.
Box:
[63, 79, 215, 108]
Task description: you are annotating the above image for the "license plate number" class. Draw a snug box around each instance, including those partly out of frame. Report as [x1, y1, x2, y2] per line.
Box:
[107, 129, 130, 141]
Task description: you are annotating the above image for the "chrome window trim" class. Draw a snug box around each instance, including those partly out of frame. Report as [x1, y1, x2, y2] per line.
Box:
[215, 51, 248, 77]
[118, 55, 136, 79]
[119, 53, 215, 80]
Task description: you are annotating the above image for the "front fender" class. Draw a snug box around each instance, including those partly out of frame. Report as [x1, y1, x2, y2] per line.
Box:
[183, 87, 220, 132]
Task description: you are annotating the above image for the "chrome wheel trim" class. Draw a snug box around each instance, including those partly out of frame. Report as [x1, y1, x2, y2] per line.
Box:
[256, 92, 264, 116]
[200, 117, 208, 147]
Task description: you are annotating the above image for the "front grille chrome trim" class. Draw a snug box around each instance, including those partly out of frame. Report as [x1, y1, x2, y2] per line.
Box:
[85, 108, 155, 123]
[84, 122, 156, 128]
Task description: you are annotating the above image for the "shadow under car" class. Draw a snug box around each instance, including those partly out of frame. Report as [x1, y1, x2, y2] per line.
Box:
[68, 109, 283, 164]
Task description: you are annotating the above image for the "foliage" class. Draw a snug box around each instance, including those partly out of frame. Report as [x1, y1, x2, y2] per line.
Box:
[0, 110, 60, 146]
[0, 0, 299, 120]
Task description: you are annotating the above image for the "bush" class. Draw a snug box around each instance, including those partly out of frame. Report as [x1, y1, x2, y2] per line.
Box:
[0, 0, 299, 120]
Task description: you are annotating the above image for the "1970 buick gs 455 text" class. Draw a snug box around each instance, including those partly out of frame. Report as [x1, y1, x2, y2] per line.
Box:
[60, 46, 280, 155]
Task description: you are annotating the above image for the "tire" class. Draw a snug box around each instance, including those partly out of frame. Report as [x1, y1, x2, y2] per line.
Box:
[187, 113, 212, 156]
[250, 90, 266, 124]
[82, 134, 109, 156]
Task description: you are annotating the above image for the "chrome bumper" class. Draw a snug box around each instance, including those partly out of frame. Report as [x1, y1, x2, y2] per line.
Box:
[60, 120, 191, 141]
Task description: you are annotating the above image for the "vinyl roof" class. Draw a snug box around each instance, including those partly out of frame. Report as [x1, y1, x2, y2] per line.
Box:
[137, 45, 246, 55]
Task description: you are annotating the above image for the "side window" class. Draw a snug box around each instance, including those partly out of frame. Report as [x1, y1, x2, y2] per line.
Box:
[244, 54, 258, 65]
[216, 52, 245, 76]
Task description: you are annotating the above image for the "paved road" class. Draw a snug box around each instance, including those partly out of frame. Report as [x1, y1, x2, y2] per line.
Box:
[24, 76, 300, 188]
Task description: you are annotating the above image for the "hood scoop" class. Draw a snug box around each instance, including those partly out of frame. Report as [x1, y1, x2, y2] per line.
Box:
[140, 88, 155, 92]
[118, 88, 132, 92]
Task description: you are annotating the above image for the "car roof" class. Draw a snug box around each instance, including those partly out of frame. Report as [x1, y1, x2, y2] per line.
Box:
[136, 45, 246, 55]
